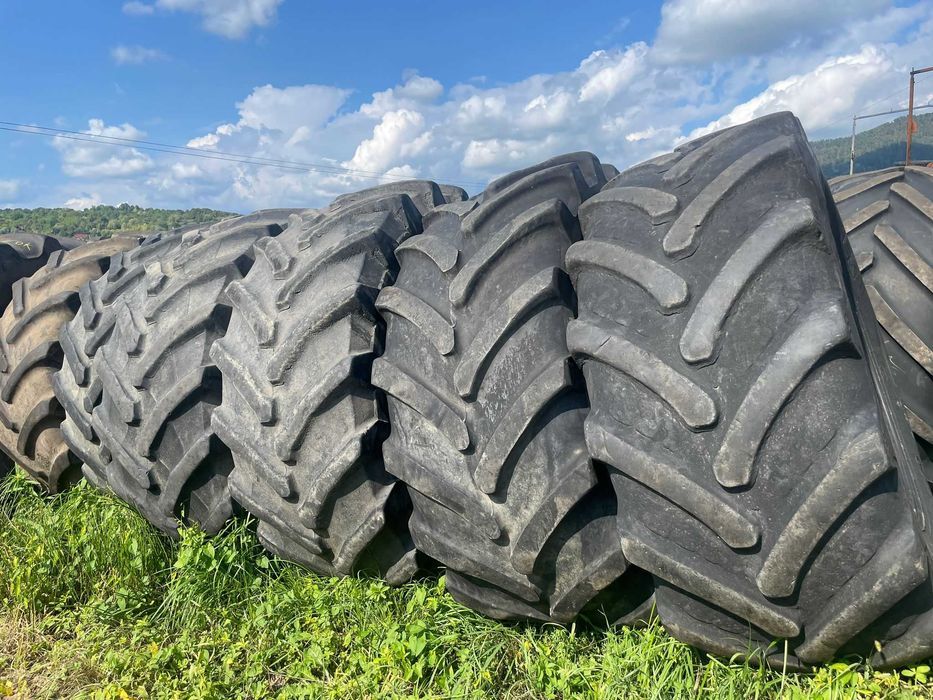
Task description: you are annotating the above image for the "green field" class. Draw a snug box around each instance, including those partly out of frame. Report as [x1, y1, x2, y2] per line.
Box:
[0, 469, 930, 699]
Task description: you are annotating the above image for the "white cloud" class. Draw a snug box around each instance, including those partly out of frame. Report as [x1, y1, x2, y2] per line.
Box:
[122, 1, 155, 15]
[111, 45, 168, 65]
[343, 109, 427, 174]
[360, 75, 445, 118]
[37, 1, 932, 212]
[53, 120, 154, 178]
[690, 45, 893, 137]
[625, 127, 663, 143]
[154, 0, 283, 38]
[654, 0, 891, 63]
[236, 84, 351, 135]
[463, 138, 538, 170]
[578, 44, 648, 102]
[63, 194, 103, 210]
[0, 180, 21, 199]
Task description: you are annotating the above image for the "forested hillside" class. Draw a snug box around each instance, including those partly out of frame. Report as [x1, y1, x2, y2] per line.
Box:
[811, 112, 933, 177]
[0, 203, 236, 238]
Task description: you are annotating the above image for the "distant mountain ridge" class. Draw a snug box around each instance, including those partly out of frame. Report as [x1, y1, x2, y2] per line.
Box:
[810, 111, 933, 178]
[0, 203, 236, 238]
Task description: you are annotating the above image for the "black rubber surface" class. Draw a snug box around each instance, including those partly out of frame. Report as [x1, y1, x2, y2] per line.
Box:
[0, 236, 141, 491]
[59, 213, 294, 535]
[55, 229, 201, 490]
[212, 183, 461, 582]
[568, 113, 933, 667]
[0, 233, 76, 479]
[0, 233, 73, 313]
[829, 167, 933, 459]
[374, 153, 653, 622]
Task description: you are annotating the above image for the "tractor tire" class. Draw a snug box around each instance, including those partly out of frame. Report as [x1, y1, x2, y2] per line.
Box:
[54, 229, 201, 490]
[52, 236, 85, 251]
[0, 233, 73, 313]
[55, 214, 300, 495]
[211, 183, 463, 581]
[0, 233, 76, 479]
[0, 236, 142, 490]
[77, 213, 291, 535]
[568, 112, 933, 667]
[374, 153, 652, 622]
[829, 167, 933, 458]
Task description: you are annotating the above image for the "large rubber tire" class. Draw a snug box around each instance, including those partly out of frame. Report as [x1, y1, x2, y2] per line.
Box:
[52, 236, 85, 251]
[211, 182, 460, 582]
[374, 153, 653, 623]
[829, 167, 933, 457]
[568, 113, 933, 667]
[0, 234, 73, 313]
[0, 236, 143, 490]
[55, 214, 301, 485]
[54, 229, 200, 488]
[75, 214, 292, 535]
[0, 233, 76, 479]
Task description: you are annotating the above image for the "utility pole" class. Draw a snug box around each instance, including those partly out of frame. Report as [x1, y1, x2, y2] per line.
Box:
[848, 105, 933, 175]
[850, 115, 857, 175]
[906, 66, 933, 166]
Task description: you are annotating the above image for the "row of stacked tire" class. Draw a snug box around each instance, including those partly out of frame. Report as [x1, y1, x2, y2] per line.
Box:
[0, 112, 931, 670]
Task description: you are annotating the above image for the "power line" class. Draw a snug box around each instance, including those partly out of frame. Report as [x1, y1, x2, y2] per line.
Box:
[0, 120, 434, 180]
[821, 84, 918, 133]
[0, 120, 488, 188]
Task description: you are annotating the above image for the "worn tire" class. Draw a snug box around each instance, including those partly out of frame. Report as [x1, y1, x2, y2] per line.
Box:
[569, 113, 933, 667]
[0, 233, 77, 479]
[54, 229, 200, 489]
[0, 234, 74, 313]
[55, 214, 300, 494]
[211, 183, 461, 581]
[0, 236, 143, 490]
[830, 167, 933, 457]
[374, 153, 653, 622]
[77, 214, 291, 535]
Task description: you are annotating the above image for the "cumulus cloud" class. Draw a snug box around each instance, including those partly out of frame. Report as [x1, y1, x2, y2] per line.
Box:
[154, 0, 282, 38]
[63, 193, 103, 210]
[53, 120, 154, 178]
[654, 0, 891, 63]
[343, 110, 427, 174]
[236, 84, 351, 135]
[40, 1, 932, 211]
[111, 45, 168, 65]
[690, 45, 893, 137]
[578, 44, 648, 102]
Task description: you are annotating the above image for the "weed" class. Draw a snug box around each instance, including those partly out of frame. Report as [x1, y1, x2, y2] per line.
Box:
[0, 468, 930, 699]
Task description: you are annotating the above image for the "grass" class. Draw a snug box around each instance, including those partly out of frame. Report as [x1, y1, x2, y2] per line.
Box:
[0, 470, 931, 699]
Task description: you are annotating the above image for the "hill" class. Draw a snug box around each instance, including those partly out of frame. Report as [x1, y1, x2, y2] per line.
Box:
[811, 111, 933, 178]
[0, 203, 236, 238]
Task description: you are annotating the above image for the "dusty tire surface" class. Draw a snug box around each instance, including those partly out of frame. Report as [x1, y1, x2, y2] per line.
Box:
[830, 167, 933, 456]
[62, 213, 293, 535]
[374, 154, 652, 622]
[569, 113, 933, 667]
[0, 233, 73, 312]
[0, 233, 75, 478]
[211, 183, 462, 581]
[54, 229, 201, 491]
[55, 215, 299, 487]
[0, 236, 142, 490]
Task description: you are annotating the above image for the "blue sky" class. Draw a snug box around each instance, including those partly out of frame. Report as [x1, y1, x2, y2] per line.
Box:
[1, 0, 931, 211]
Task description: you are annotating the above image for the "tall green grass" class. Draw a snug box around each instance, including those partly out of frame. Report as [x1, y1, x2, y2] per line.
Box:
[0, 469, 930, 699]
